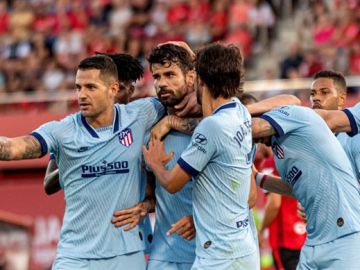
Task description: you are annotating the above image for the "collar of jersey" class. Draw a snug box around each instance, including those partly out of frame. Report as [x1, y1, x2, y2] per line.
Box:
[213, 101, 237, 114]
[81, 106, 120, 138]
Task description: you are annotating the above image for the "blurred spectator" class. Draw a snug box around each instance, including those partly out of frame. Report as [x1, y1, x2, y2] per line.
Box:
[279, 44, 303, 79]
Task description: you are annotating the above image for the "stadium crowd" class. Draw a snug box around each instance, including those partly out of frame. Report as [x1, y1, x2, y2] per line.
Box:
[0, 0, 358, 99]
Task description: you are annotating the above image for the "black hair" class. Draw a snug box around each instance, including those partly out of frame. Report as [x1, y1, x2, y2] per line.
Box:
[147, 44, 194, 74]
[195, 43, 245, 99]
[78, 55, 118, 81]
[96, 52, 144, 82]
[313, 70, 346, 93]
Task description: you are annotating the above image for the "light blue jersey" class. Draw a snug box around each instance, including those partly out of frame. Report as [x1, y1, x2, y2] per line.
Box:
[178, 99, 256, 260]
[343, 102, 360, 136]
[336, 133, 360, 181]
[261, 105, 360, 246]
[32, 98, 164, 259]
[149, 131, 195, 264]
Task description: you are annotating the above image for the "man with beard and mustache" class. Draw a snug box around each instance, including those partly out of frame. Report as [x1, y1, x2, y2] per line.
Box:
[112, 43, 198, 270]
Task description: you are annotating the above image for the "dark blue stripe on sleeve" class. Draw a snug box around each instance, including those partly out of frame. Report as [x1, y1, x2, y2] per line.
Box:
[178, 157, 199, 177]
[260, 114, 285, 137]
[343, 109, 358, 137]
[31, 132, 48, 158]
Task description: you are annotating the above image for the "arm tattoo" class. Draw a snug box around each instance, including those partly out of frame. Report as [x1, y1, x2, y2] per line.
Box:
[0, 137, 11, 160]
[0, 135, 42, 160]
[21, 135, 42, 159]
[168, 116, 201, 135]
[252, 118, 276, 138]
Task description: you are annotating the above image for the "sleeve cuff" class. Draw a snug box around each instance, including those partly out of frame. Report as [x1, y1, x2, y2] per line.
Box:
[178, 157, 199, 177]
[260, 114, 285, 137]
[31, 132, 48, 158]
[343, 109, 358, 137]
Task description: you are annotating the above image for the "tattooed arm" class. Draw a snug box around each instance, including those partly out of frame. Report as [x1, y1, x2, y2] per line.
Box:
[0, 135, 42, 160]
[251, 118, 277, 138]
[151, 115, 202, 140]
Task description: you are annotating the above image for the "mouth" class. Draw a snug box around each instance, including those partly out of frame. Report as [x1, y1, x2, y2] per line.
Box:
[79, 103, 91, 110]
[158, 90, 174, 99]
[312, 103, 322, 109]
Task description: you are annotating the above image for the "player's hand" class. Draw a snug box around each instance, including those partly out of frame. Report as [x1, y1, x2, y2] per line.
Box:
[297, 202, 307, 223]
[143, 139, 174, 168]
[150, 116, 171, 141]
[166, 215, 196, 240]
[174, 91, 202, 117]
[158, 41, 195, 60]
[112, 202, 148, 231]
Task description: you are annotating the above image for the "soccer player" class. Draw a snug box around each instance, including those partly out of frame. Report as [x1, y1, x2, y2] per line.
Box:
[251, 103, 360, 269]
[44, 53, 144, 195]
[310, 70, 359, 180]
[113, 43, 198, 270]
[143, 43, 259, 270]
[0, 55, 165, 269]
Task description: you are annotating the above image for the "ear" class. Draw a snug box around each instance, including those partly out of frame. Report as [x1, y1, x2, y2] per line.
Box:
[110, 82, 120, 98]
[338, 91, 346, 110]
[185, 70, 195, 90]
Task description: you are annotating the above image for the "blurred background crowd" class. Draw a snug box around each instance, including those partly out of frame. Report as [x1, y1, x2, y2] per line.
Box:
[0, 0, 358, 111]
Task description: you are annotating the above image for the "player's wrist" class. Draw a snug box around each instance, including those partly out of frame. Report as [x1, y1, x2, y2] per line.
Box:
[255, 172, 267, 188]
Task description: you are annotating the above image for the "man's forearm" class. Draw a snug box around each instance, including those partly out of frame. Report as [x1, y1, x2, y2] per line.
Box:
[44, 169, 61, 195]
[168, 116, 201, 135]
[0, 135, 42, 160]
[247, 95, 301, 116]
[256, 172, 294, 198]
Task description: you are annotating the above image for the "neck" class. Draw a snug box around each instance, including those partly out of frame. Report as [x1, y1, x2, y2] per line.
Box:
[203, 96, 233, 117]
[167, 107, 177, 116]
[86, 107, 114, 129]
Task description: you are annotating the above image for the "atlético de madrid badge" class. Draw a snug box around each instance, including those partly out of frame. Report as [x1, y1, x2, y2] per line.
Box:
[119, 128, 133, 147]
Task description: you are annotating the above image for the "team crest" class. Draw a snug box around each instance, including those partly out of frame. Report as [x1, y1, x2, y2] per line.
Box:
[272, 142, 284, 159]
[118, 128, 133, 147]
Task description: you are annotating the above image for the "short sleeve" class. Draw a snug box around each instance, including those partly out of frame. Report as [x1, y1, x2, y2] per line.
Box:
[261, 106, 308, 138]
[32, 121, 62, 157]
[127, 97, 165, 130]
[343, 103, 360, 137]
[177, 118, 217, 176]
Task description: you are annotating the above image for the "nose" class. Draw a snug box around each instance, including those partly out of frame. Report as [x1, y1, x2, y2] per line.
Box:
[157, 76, 168, 90]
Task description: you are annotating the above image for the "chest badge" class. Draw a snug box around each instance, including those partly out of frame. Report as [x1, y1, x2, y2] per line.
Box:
[119, 128, 133, 147]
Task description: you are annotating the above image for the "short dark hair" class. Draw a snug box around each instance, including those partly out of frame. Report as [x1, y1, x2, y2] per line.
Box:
[313, 70, 346, 93]
[78, 55, 118, 82]
[195, 43, 245, 99]
[96, 52, 144, 82]
[238, 93, 258, 105]
[148, 44, 195, 73]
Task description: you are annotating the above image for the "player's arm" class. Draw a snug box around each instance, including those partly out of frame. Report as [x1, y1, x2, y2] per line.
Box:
[44, 159, 61, 195]
[251, 118, 277, 138]
[150, 115, 202, 140]
[112, 171, 156, 230]
[248, 172, 257, 209]
[0, 135, 42, 160]
[258, 193, 281, 248]
[247, 95, 301, 116]
[143, 139, 191, 193]
[315, 109, 352, 133]
[254, 169, 294, 198]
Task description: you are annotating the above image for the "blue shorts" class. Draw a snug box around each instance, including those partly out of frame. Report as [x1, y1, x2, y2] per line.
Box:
[191, 252, 260, 270]
[147, 259, 192, 270]
[297, 232, 360, 270]
[52, 251, 146, 270]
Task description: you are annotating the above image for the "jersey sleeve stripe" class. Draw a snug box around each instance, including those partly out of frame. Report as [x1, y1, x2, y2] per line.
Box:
[343, 109, 358, 137]
[31, 132, 48, 157]
[260, 115, 285, 137]
[178, 157, 199, 177]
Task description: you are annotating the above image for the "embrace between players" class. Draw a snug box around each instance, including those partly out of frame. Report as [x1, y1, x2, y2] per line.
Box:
[1, 41, 360, 270]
